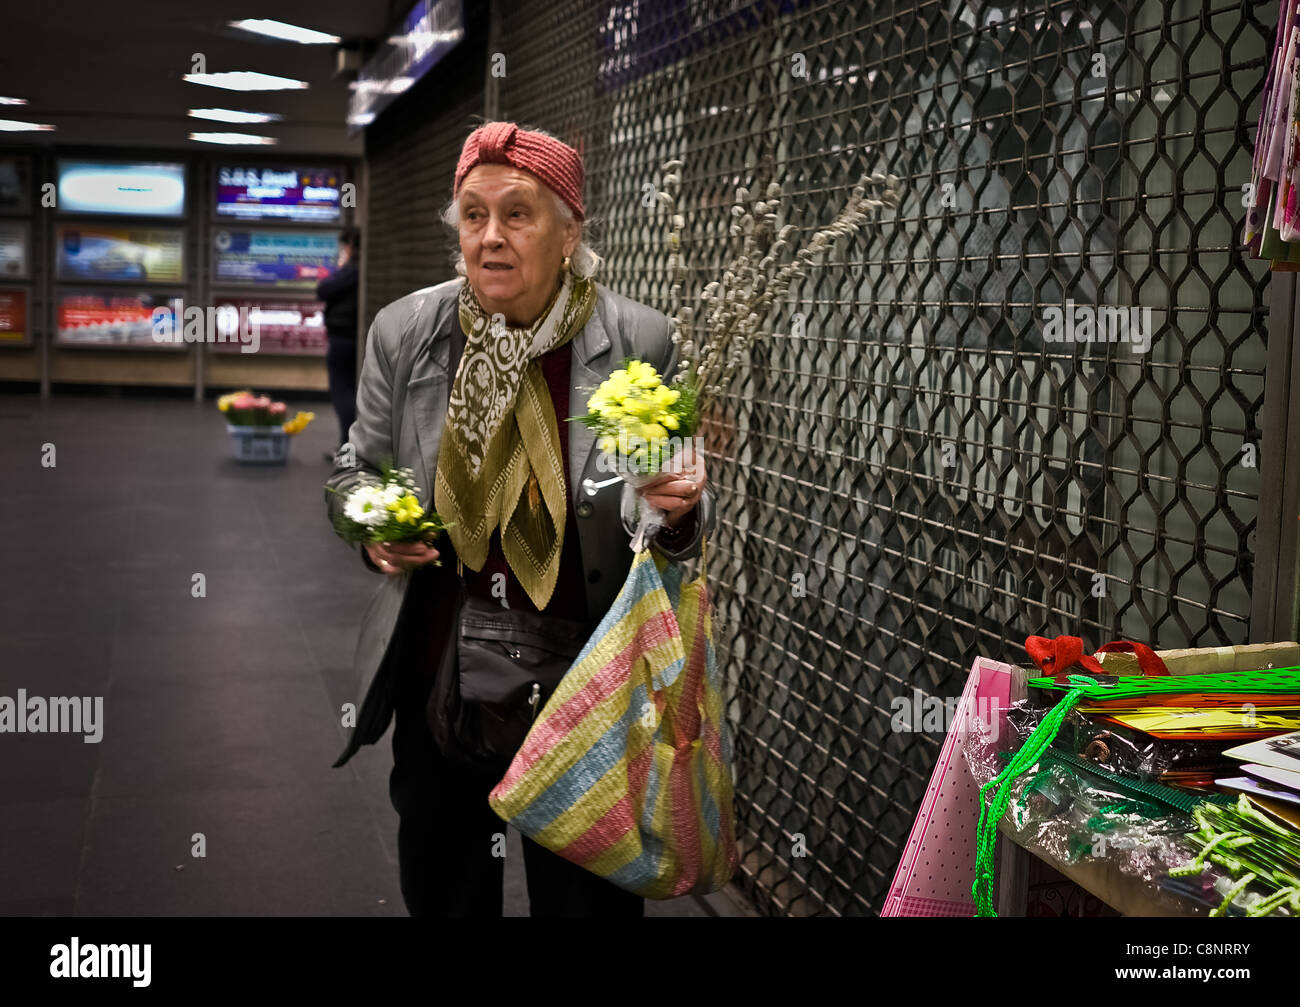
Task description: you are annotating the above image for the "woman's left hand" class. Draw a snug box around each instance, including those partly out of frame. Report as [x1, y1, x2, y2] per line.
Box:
[637, 444, 706, 528]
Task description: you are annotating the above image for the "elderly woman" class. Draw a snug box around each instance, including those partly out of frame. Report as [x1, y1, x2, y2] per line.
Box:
[325, 121, 715, 917]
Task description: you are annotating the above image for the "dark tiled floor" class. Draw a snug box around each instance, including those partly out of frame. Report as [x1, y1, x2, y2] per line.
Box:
[0, 392, 712, 917]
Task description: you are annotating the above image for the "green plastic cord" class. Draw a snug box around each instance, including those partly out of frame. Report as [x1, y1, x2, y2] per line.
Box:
[972, 673, 1097, 917]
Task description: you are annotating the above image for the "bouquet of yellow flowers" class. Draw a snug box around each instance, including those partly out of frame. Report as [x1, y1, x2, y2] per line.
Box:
[327, 465, 450, 551]
[570, 357, 699, 550]
[572, 357, 698, 472]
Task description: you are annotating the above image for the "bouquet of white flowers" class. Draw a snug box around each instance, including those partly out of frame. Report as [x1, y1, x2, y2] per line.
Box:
[328, 465, 450, 553]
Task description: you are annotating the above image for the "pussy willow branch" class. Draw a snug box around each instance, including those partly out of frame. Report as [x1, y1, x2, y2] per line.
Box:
[658, 163, 900, 404]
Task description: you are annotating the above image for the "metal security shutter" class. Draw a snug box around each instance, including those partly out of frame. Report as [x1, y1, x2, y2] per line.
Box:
[372, 0, 1277, 916]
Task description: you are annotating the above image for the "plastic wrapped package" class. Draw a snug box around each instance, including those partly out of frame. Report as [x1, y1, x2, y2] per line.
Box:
[1001, 757, 1198, 882]
[961, 702, 1199, 884]
[965, 663, 1300, 915]
[1005, 695, 1224, 783]
[962, 697, 1031, 790]
[1053, 711, 1236, 785]
[1057, 713, 1170, 777]
[972, 700, 1232, 811]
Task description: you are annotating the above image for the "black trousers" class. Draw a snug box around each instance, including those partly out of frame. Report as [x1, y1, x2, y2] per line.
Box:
[387, 615, 645, 917]
[325, 334, 357, 446]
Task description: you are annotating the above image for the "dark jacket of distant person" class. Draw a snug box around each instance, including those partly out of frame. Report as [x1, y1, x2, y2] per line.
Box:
[317, 260, 359, 337]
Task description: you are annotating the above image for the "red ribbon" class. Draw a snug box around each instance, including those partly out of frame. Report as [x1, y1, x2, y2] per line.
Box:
[1024, 635, 1169, 677]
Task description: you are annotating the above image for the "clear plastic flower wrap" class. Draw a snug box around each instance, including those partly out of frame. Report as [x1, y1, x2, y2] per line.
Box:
[958, 697, 1019, 791]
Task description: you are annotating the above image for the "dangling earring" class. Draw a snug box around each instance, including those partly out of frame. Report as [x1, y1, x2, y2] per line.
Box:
[562, 254, 571, 273]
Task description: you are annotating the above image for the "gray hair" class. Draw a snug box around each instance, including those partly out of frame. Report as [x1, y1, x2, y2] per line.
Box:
[440, 124, 602, 280]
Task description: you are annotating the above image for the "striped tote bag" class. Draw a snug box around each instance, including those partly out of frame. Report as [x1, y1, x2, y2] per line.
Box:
[488, 536, 738, 899]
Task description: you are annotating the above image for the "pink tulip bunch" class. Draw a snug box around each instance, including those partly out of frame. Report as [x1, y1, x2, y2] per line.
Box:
[219, 389, 290, 427]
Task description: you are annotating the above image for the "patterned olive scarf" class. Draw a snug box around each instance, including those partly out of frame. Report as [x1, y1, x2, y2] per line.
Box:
[434, 271, 597, 609]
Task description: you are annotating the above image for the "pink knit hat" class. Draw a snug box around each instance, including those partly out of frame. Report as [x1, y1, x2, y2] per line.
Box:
[453, 121, 585, 221]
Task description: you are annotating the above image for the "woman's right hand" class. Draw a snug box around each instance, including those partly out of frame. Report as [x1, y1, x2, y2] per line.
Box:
[365, 540, 441, 574]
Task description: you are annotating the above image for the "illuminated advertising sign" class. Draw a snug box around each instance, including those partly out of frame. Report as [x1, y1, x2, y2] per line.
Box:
[348, 0, 464, 131]
[216, 166, 343, 223]
[57, 161, 186, 218]
[55, 224, 186, 284]
[209, 298, 327, 355]
[0, 288, 29, 345]
[56, 291, 185, 348]
[0, 221, 29, 279]
[212, 229, 337, 289]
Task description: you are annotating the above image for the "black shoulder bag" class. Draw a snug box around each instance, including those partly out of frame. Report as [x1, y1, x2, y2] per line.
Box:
[428, 580, 595, 773]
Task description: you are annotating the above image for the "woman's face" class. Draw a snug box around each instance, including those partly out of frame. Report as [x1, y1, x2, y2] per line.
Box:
[457, 164, 580, 326]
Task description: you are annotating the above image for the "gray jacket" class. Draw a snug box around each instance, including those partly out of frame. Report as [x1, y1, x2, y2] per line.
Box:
[325, 278, 715, 767]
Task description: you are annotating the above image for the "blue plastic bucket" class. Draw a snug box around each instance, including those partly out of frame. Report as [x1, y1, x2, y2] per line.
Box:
[227, 424, 290, 465]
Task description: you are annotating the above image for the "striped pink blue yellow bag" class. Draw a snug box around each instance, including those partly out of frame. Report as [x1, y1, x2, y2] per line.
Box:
[488, 536, 738, 899]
